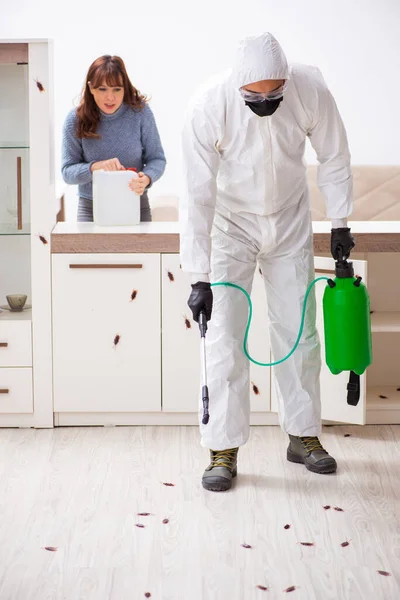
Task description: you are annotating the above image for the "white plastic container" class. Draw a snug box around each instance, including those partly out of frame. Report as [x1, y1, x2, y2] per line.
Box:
[93, 170, 140, 226]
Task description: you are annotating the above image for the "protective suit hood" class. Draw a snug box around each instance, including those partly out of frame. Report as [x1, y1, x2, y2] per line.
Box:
[232, 32, 289, 89]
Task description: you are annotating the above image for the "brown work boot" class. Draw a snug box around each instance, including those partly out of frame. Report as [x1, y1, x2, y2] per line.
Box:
[287, 435, 337, 474]
[202, 448, 238, 492]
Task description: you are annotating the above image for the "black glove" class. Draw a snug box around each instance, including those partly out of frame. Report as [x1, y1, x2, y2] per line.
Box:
[188, 282, 213, 322]
[331, 227, 355, 260]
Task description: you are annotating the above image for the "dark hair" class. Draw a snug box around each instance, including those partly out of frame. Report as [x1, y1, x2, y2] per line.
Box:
[76, 55, 147, 138]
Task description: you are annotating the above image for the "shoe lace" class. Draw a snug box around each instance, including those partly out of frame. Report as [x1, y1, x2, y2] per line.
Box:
[210, 448, 238, 469]
[300, 437, 326, 454]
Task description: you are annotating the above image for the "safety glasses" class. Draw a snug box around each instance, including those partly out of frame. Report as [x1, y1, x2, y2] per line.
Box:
[239, 81, 288, 103]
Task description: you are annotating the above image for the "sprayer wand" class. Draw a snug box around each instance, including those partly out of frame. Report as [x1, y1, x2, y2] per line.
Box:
[199, 311, 210, 424]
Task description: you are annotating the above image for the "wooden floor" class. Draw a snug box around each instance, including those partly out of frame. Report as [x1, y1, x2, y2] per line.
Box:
[0, 425, 399, 600]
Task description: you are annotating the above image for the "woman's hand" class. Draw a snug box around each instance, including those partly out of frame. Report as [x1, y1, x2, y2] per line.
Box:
[128, 172, 151, 196]
[91, 158, 125, 172]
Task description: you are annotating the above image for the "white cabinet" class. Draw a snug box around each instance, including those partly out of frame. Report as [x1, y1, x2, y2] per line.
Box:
[52, 254, 161, 413]
[366, 252, 400, 423]
[161, 255, 199, 412]
[271, 256, 368, 424]
[161, 255, 271, 413]
[0, 40, 55, 427]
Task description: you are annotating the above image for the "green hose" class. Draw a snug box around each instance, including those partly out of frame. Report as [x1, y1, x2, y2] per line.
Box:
[210, 277, 329, 367]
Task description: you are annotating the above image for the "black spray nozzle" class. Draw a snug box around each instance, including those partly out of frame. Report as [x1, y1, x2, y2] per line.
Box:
[354, 276, 362, 287]
[202, 385, 209, 424]
[199, 311, 208, 337]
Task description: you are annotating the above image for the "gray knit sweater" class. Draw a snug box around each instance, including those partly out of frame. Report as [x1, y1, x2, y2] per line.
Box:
[61, 102, 166, 200]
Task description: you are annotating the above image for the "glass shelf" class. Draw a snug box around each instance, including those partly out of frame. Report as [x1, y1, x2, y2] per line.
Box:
[0, 224, 31, 236]
[0, 143, 29, 149]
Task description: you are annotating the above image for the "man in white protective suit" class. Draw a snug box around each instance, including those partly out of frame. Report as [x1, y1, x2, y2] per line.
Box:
[180, 32, 355, 492]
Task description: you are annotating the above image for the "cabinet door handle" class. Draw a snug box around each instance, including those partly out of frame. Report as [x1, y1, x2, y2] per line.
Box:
[0, 389, 9, 394]
[17, 156, 22, 231]
[0, 343, 8, 348]
[69, 264, 143, 269]
[315, 268, 335, 275]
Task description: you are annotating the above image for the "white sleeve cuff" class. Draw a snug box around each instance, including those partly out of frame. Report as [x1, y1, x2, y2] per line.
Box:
[331, 218, 348, 229]
[190, 273, 210, 284]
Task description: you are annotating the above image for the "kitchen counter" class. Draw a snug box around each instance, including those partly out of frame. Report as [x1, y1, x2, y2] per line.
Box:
[51, 221, 400, 254]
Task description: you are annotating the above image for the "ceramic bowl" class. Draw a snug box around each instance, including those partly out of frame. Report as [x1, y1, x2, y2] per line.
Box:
[6, 294, 28, 311]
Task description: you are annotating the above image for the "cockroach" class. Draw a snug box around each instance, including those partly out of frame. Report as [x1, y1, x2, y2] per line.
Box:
[397, 388, 400, 392]
[256, 585, 268, 591]
[43, 546, 57, 552]
[145, 593, 152, 598]
[38, 234, 48, 244]
[284, 586, 297, 593]
[135, 523, 145, 528]
[379, 395, 388, 399]
[130, 290, 138, 301]
[370, 310, 374, 314]
[35, 78, 45, 92]
[344, 433, 351, 437]
[184, 316, 191, 329]
[251, 382, 260, 395]
[113, 334, 120, 348]
[340, 539, 351, 547]
[162, 518, 169, 524]
[284, 524, 291, 530]
[259, 267, 262, 276]
[137, 513, 152, 517]
[241, 543, 252, 549]
[167, 271, 174, 282]
[299, 542, 314, 547]
[377, 571, 391, 577]
[323, 505, 331, 510]
[162, 482, 175, 487]
[334, 506, 344, 512]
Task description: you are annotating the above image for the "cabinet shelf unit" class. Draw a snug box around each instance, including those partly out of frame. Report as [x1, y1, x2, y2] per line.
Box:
[0, 39, 55, 427]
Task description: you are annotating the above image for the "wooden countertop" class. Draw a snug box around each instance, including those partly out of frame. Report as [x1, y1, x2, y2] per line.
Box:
[51, 221, 400, 254]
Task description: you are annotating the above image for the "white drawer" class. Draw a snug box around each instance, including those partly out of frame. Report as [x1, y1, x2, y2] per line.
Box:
[0, 318, 32, 367]
[0, 368, 33, 413]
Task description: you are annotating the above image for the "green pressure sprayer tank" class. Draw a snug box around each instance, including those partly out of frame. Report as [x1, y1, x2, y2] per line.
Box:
[323, 257, 372, 403]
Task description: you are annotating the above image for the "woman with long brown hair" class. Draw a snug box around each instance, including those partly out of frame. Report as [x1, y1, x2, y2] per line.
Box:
[61, 55, 166, 221]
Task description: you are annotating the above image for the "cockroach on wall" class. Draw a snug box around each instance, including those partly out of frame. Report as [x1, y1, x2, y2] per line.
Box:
[37, 234, 48, 244]
[130, 290, 138, 301]
[167, 271, 174, 282]
[184, 316, 191, 329]
[113, 334, 121, 348]
[34, 78, 45, 92]
[251, 382, 259, 395]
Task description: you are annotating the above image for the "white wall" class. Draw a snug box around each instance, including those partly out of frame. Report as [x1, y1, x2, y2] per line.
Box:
[1, 0, 399, 217]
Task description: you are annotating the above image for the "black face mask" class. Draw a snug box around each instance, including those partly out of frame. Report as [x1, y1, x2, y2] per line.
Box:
[245, 96, 283, 117]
